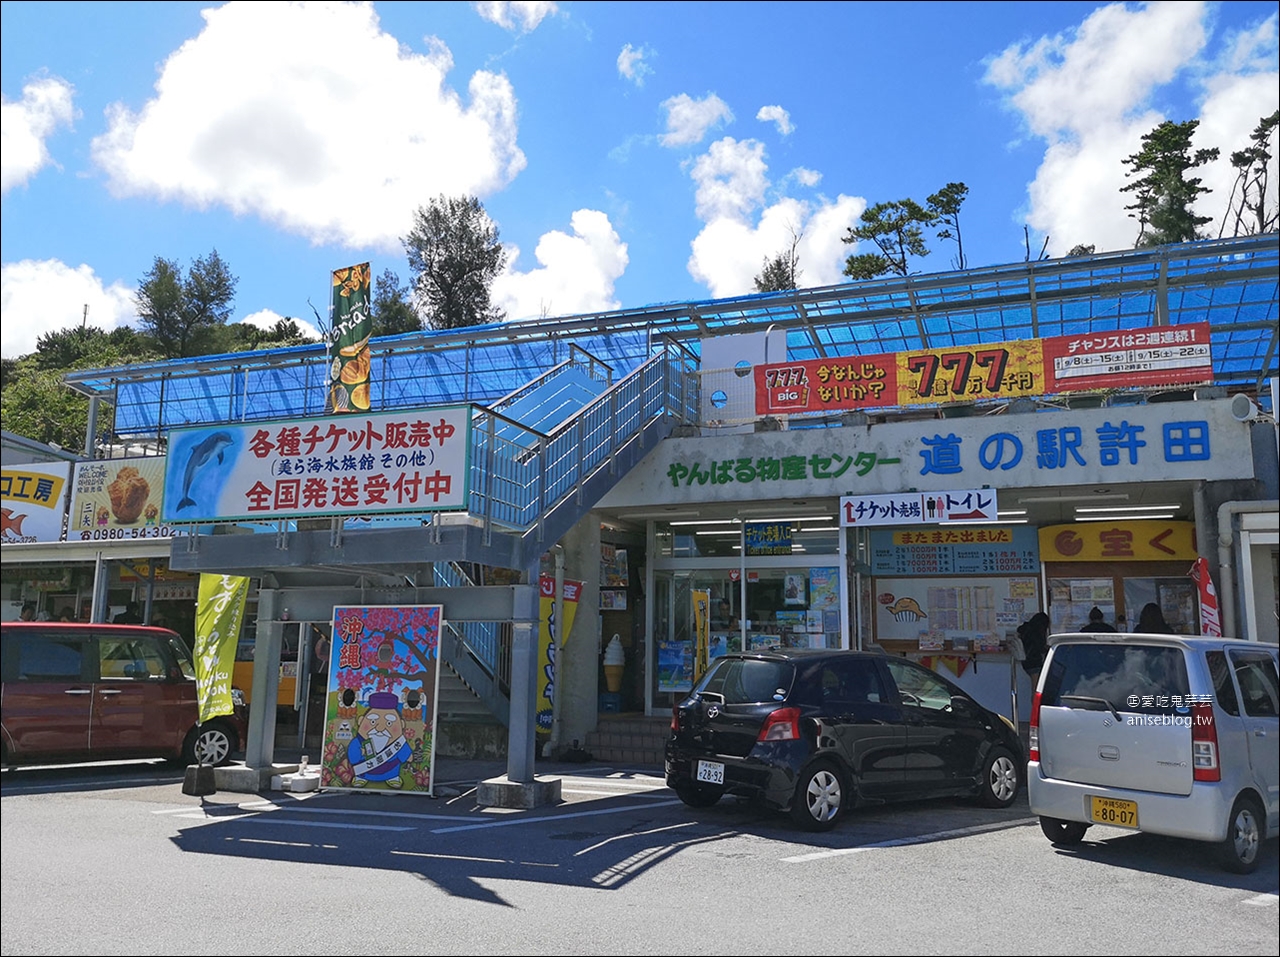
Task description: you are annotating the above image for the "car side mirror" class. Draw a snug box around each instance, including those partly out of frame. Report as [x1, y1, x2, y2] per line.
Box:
[950, 695, 975, 714]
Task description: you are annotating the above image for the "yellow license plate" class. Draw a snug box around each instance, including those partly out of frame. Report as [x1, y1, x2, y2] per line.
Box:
[1090, 796, 1138, 828]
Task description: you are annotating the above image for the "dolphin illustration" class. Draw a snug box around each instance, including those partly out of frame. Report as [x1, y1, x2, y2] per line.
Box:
[176, 431, 234, 511]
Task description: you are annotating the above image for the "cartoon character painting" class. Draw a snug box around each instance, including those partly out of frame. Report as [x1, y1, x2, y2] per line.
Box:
[347, 691, 412, 789]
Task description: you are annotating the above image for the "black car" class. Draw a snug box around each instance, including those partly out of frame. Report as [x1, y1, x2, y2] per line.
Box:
[665, 649, 1024, 830]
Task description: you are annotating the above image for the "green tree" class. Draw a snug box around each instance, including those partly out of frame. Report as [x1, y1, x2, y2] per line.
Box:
[403, 195, 506, 330]
[1221, 109, 1279, 238]
[753, 232, 801, 292]
[373, 268, 422, 335]
[1121, 120, 1220, 247]
[927, 182, 969, 270]
[842, 198, 932, 279]
[134, 250, 238, 358]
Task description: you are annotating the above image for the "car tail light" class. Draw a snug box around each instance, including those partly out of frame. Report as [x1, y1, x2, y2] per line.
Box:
[670, 703, 680, 733]
[1028, 691, 1042, 762]
[1191, 701, 1220, 782]
[757, 706, 801, 742]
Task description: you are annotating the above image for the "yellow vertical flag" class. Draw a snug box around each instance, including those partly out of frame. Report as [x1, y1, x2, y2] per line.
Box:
[693, 589, 710, 681]
[194, 574, 250, 723]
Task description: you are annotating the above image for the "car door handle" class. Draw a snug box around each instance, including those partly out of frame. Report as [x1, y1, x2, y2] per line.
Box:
[97, 689, 122, 696]
[64, 689, 92, 695]
[1255, 730, 1269, 737]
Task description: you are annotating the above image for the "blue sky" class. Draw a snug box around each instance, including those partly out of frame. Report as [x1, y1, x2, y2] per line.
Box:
[2, 1, 1276, 359]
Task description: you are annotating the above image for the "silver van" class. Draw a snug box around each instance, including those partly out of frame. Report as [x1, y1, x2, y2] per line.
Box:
[1028, 633, 1278, 873]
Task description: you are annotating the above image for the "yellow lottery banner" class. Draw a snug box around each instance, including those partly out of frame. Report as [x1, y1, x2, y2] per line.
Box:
[897, 339, 1045, 405]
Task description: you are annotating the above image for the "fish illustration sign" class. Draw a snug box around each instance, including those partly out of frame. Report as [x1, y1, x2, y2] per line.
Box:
[161, 408, 470, 523]
[1, 463, 71, 544]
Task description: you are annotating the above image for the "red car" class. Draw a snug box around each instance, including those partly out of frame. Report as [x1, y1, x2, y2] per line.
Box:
[1, 622, 248, 767]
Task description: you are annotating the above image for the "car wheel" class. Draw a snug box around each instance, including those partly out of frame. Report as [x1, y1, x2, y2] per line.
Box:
[977, 747, 1020, 808]
[673, 780, 722, 808]
[790, 761, 845, 831]
[1218, 796, 1264, 874]
[1039, 817, 1089, 845]
[183, 723, 235, 767]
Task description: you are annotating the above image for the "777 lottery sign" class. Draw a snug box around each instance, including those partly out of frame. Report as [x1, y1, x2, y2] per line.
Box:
[161, 407, 471, 523]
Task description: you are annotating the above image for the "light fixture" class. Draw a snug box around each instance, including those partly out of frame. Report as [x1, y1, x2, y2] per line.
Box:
[669, 519, 738, 526]
[1018, 493, 1130, 504]
[1076, 513, 1176, 522]
[997, 509, 1028, 517]
[1075, 504, 1181, 513]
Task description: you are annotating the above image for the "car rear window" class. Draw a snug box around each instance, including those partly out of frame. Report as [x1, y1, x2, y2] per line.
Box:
[695, 658, 793, 704]
[1042, 643, 1190, 715]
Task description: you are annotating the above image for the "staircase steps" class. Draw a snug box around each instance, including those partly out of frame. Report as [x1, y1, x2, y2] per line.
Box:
[583, 715, 670, 769]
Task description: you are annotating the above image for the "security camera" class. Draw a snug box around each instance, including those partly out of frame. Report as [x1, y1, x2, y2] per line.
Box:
[1230, 394, 1260, 422]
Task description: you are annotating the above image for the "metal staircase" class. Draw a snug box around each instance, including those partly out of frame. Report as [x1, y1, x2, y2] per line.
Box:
[433, 340, 699, 737]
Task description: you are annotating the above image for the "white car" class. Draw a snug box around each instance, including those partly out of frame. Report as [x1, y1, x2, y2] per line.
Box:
[1028, 633, 1278, 873]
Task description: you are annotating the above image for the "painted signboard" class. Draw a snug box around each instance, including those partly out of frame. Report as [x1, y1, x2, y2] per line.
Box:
[161, 406, 470, 522]
[321, 605, 442, 795]
[755, 322, 1212, 415]
[69, 457, 176, 542]
[1038, 521, 1198, 562]
[325, 262, 374, 414]
[1, 462, 70, 544]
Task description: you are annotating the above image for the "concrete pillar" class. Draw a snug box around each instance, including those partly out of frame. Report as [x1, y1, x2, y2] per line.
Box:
[478, 579, 561, 808]
[555, 517, 603, 753]
[244, 588, 283, 771]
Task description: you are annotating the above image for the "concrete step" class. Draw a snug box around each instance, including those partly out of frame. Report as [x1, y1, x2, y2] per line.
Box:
[584, 715, 669, 769]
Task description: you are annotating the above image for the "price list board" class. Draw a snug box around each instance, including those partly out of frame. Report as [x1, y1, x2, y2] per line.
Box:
[870, 527, 1040, 576]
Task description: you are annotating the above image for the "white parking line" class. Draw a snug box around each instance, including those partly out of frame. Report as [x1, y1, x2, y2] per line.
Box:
[431, 800, 684, 834]
[781, 817, 1039, 862]
[1241, 893, 1278, 906]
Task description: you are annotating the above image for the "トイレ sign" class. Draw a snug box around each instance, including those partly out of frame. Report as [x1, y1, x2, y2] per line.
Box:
[840, 489, 998, 527]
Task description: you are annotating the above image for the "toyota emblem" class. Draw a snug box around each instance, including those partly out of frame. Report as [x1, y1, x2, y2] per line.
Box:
[706, 705, 720, 719]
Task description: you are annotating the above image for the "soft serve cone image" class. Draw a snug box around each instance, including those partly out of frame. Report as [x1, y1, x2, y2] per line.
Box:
[603, 634, 625, 693]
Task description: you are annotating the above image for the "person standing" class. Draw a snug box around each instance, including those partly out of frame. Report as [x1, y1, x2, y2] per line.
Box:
[1136, 602, 1175, 634]
[1017, 612, 1052, 685]
[1079, 606, 1115, 633]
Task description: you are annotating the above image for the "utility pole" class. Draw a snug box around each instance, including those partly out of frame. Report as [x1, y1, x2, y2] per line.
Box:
[81, 303, 89, 329]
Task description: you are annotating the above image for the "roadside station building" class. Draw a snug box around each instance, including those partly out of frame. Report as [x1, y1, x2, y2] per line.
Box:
[3, 234, 1277, 801]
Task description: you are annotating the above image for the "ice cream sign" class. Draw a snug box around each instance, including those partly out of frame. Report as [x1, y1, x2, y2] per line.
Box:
[840, 488, 998, 527]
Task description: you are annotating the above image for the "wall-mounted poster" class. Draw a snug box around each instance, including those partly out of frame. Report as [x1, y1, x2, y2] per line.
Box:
[1, 462, 70, 544]
[321, 605, 442, 795]
[600, 590, 627, 611]
[657, 640, 692, 692]
[69, 457, 175, 542]
[783, 573, 805, 606]
[601, 545, 629, 587]
[809, 567, 839, 609]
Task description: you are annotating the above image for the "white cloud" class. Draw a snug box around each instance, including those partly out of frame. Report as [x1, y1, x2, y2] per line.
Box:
[474, 1, 558, 32]
[756, 105, 793, 136]
[0, 259, 136, 358]
[791, 167, 822, 187]
[617, 43, 654, 86]
[689, 137, 768, 222]
[493, 209, 628, 321]
[1, 75, 76, 194]
[241, 308, 323, 342]
[985, 1, 1278, 254]
[684, 137, 864, 298]
[659, 93, 733, 148]
[90, 2, 526, 250]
